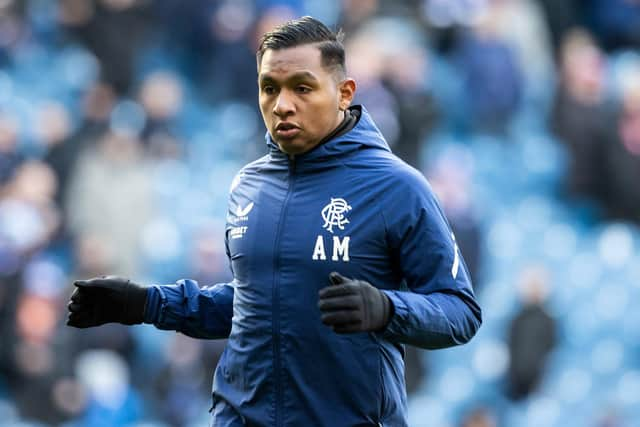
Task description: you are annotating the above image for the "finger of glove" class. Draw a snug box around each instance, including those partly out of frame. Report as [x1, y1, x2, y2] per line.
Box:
[329, 271, 348, 285]
[74, 276, 123, 289]
[67, 312, 97, 328]
[318, 283, 359, 299]
[69, 287, 92, 303]
[74, 278, 108, 289]
[67, 301, 87, 313]
[321, 310, 361, 326]
[73, 279, 94, 288]
[318, 295, 361, 311]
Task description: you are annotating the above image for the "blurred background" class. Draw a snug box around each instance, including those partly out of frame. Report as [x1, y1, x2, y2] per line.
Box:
[0, 0, 639, 426]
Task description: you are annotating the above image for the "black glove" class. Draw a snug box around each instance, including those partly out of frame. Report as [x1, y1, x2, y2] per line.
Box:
[66, 276, 148, 328]
[318, 272, 392, 333]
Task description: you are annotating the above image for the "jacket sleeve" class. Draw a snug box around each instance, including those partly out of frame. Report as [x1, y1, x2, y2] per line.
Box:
[379, 169, 482, 349]
[143, 279, 233, 339]
[142, 229, 235, 339]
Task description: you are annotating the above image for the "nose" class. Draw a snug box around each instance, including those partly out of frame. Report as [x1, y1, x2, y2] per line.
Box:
[273, 91, 294, 117]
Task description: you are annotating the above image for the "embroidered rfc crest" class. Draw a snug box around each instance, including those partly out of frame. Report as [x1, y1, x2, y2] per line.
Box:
[321, 198, 352, 233]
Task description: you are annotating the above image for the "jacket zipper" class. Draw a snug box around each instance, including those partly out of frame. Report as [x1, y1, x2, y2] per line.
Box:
[272, 155, 296, 426]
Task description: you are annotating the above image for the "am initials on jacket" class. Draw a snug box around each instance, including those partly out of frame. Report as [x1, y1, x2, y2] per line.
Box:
[312, 235, 350, 261]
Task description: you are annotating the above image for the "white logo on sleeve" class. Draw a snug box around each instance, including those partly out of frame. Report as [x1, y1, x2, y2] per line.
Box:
[321, 198, 352, 233]
[235, 202, 254, 218]
[230, 226, 248, 239]
[451, 232, 460, 279]
[313, 198, 351, 262]
[229, 201, 253, 238]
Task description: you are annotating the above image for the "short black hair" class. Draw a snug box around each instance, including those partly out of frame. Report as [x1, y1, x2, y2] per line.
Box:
[256, 16, 345, 78]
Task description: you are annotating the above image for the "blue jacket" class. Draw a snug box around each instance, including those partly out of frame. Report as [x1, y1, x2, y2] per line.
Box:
[144, 106, 482, 427]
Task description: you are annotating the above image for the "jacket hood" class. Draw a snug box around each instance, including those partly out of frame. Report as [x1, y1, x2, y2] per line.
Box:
[265, 105, 391, 167]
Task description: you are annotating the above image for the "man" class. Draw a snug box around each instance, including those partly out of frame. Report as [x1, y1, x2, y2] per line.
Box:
[67, 16, 482, 427]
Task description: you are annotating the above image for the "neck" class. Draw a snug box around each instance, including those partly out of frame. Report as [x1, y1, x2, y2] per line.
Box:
[318, 109, 350, 144]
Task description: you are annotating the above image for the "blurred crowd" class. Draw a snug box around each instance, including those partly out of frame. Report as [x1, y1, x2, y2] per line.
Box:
[0, 0, 639, 426]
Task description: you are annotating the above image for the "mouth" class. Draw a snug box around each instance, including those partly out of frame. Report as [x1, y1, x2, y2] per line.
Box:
[275, 122, 301, 139]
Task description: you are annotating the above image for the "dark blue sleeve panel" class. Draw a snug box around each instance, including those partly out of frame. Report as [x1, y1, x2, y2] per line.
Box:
[143, 279, 234, 339]
[379, 168, 482, 350]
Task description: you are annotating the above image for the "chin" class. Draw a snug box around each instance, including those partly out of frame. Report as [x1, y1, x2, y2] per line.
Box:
[276, 139, 307, 155]
[278, 143, 304, 155]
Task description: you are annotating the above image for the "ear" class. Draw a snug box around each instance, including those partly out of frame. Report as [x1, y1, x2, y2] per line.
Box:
[337, 78, 356, 111]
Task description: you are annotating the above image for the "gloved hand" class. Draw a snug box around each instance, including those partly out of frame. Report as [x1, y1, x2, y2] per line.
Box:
[318, 272, 392, 333]
[66, 276, 148, 328]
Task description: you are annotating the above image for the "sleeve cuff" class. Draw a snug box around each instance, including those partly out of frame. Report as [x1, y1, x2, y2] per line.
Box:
[143, 285, 165, 324]
[378, 290, 410, 341]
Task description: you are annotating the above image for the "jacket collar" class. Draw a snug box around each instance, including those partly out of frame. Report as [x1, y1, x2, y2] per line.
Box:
[265, 105, 390, 169]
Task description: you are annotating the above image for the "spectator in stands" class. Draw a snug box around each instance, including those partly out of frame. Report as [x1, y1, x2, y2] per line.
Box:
[36, 102, 75, 208]
[6, 258, 78, 425]
[0, 161, 60, 259]
[42, 82, 118, 237]
[455, 6, 524, 134]
[603, 56, 640, 223]
[207, 0, 260, 104]
[66, 131, 153, 276]
[59, 0, 154, 94]
[506, 265, 557, 400]
[384, 43, 439, 168]
[476, 0, 554, 102]
[551, 29, 611, 208]
[347, 17, 438, 166]
[138, 70, 185, 157]
[346, 25, 400, 147]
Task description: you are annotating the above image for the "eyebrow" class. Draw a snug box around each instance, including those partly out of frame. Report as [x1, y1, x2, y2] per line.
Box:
[259, 71, 319, 85]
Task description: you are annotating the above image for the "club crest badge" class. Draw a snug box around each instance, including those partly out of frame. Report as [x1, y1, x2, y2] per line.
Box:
[321, 198, 352, 233]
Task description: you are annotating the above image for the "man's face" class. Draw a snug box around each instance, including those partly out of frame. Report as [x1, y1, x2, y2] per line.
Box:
[258, 44, 354, 156]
